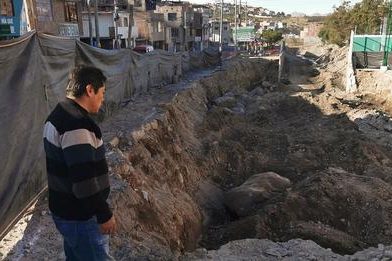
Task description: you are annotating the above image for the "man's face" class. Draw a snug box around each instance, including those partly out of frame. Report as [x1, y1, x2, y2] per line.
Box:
[88, 85, 105, 114]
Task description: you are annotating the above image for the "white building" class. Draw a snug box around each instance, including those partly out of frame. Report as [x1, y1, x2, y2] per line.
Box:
[259, 20, 287, 32]
[81, 11, 138, 48]
[209, 20, 232, 45]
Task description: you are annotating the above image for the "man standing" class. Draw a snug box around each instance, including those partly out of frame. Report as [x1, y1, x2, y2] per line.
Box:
[43, 66, 116, 260]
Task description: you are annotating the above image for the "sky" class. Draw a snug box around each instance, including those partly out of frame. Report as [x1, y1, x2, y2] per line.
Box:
[187, 0, 363, 15]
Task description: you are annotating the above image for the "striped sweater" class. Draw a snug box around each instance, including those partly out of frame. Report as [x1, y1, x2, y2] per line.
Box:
[43, 98, 112, 224]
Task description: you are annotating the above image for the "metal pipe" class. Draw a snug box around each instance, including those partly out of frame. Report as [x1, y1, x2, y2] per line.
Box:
[383, 1, 392, 66]
[127, 2, 133, 48]
[94, 0, 100, 47]
[113, 0, 119, 49]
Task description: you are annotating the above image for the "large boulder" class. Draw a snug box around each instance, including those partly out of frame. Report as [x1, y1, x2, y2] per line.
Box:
[224, 172, 291, 217]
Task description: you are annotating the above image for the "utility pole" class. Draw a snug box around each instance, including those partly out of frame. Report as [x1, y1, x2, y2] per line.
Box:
[94, 0, 100, 47]
[245, 1, 247, 26]
[127, 1, 134, 48]
[113, 0, 119, 49]
[234, 0, 237, 47]
[213, 0, 216, 20]
[219, 0, 223, 52]
[239, 0, 241, 27]
[86, 0, 93, 45]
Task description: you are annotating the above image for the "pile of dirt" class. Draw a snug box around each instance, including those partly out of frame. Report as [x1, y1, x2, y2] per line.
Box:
[355, 70, 392, 115]
[183, 238, 392, 260]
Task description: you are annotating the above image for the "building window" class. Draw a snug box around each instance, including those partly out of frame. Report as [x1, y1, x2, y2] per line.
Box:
[171, 28, 179, 37]
[36, 0, 53, 22]
[168, 13, 177, 21]
[134, 0, 142, 7]
[64, 1, 78, 22]
[123, 17, 128, 27]
[0, 0, 14, 17]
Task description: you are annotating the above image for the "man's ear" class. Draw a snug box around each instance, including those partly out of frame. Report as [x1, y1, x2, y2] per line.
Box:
[86, 84, 94, 97]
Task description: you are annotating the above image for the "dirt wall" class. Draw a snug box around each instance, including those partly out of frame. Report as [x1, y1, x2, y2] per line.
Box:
[102, 57, 278, 258]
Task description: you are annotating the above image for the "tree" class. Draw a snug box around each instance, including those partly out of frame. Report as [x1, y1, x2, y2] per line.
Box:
[318, 1, 353, 46]
[351, 0, 387, 34]
[261, 29, 283, 46]
[319, 0, 387, 46]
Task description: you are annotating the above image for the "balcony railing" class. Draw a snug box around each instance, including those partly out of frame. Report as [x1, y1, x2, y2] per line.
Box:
[58, 23, 79, 37]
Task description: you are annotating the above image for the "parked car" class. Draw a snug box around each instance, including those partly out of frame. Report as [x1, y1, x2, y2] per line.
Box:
[133, 45, 154, 53]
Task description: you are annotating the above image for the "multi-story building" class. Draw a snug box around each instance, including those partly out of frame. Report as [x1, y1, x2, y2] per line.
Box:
[29, 0, 83, 37]
[192, 4, 211, 51]
[0, 0, 25, 39]
[80, 0, 137, 49]
[209, 20, 232, 46]
[260, 20, 287, 32]
[134, 0, 165, 49]
[157, 1, 211, 52]
[156, 1, 187, 52]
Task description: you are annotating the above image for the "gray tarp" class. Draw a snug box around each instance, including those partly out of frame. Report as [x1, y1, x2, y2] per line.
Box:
[0, 33, 47, 237]
[0, 31, 220, 238]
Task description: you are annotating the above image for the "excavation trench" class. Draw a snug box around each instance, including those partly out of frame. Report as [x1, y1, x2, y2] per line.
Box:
[103, 56, 392, 259]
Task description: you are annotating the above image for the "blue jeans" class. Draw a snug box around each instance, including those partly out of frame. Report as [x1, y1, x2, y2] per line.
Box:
[52, 215, 114, 261]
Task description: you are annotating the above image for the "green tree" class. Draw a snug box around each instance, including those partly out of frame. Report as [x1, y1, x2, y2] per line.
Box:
[319, 1, 353, 46]
[351, 0, 387, 34]
[319, 0, 387, 46]
[261, 29, 283, 46]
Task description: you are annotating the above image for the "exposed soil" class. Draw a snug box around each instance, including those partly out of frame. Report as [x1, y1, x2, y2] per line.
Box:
[3, 45, 392, 261]
[194, 49, 392, 256]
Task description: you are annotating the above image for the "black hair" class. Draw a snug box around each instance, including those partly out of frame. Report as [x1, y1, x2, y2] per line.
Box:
[66, 66, 107, 98]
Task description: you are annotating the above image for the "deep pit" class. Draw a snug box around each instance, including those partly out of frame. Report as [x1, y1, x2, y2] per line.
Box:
[102, 52, 392, 259]
[4, 48, 392, 260]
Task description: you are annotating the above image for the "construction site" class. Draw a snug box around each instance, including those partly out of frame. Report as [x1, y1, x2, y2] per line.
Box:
[2, 29, 392, 260]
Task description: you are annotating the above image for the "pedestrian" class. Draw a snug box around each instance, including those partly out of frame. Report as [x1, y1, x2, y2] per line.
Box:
[43, 66, 116, 260]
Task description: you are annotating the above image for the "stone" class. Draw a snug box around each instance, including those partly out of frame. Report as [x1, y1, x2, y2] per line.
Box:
[224, 172, 291, 217]
[262, 81, 273, 88]
[249, 87, 266, 97]
[232, 106, 245, 115]
[109, 137, 120, 147]
[384, 250, 392, 257]
[264, 247, 289, 257]
[214, 96, 237, 108]
[142, 190, 149, 201]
